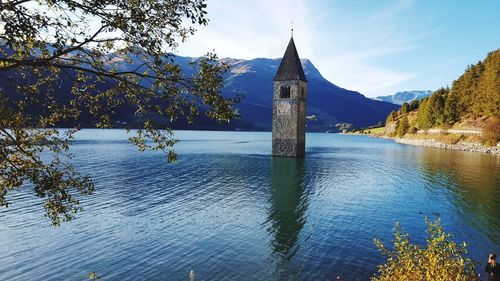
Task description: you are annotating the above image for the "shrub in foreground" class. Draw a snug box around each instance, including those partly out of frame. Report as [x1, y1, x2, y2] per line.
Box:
[372, 219, 478, 281]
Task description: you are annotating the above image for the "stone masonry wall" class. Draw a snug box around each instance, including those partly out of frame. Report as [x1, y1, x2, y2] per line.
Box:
[272, 80, 307, 157]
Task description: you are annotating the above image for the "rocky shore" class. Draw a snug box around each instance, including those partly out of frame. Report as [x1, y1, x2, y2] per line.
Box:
[395, 138, 500, 155]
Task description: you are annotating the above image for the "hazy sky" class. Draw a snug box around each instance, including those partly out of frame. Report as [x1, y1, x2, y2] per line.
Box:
[177, 0, 500, 97]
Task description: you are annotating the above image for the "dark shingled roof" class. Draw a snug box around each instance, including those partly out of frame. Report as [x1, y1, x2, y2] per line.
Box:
[273, 37, 307, 82]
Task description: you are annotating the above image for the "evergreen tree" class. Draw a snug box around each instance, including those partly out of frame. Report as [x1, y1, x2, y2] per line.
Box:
[396, 115, 409, 137]
[417, 98, 433, 129]
[386, 111, 397, 124]
[481, 50, 500, 116]
[427, 88, 448, 126]
[400, 103, 410, 115]
[444, 93, 460, 123]
[385, 49, 500, 133]
[409, 100, 420, 111]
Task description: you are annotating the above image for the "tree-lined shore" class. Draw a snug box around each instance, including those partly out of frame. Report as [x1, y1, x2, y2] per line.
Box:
[364, 49, 500, 154]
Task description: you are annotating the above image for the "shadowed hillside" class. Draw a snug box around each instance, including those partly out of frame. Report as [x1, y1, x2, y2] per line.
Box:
[212, 57, 398, 131]
[0, 54, 398, 132]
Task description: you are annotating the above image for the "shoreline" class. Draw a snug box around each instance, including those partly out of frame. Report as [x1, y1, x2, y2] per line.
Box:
[394, 137, 500, 155]
[348, 126, 500, 155]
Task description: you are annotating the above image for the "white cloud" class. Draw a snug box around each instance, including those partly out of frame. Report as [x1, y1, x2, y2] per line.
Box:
[178, 0, 315, 59]
[177, 0, 431, 97]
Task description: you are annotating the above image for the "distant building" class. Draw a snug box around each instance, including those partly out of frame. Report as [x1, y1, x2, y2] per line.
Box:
[272, 35, 308, 157]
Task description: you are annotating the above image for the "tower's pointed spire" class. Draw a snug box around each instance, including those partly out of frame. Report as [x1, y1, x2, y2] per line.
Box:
[273, 36, 307, 82]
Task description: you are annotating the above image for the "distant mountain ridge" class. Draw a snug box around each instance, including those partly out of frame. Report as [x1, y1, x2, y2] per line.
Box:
[375, 90, 432, 105]
[209, 57, 398, 131]
[0, 53, 399, 132]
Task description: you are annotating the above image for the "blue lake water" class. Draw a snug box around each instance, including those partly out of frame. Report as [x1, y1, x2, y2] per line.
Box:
[0, 130, 499, 281]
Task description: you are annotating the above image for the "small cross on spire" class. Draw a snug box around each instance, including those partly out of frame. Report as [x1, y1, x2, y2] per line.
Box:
[291, 20, 294, 37]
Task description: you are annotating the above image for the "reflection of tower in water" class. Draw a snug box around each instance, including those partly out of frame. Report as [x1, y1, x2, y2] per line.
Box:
[267, 157, 309, 259]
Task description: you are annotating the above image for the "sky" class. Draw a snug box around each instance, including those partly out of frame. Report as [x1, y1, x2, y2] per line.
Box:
[177, 0, 500, 97]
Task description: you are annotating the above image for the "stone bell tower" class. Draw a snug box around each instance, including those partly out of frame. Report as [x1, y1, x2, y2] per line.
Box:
[272, 35, 308, 157]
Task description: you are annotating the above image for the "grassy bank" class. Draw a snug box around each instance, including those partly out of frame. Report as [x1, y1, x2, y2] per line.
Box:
[348, 126, 385, 135]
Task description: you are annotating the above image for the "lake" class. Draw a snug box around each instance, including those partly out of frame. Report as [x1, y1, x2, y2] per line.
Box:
[0, 130, 499, 281]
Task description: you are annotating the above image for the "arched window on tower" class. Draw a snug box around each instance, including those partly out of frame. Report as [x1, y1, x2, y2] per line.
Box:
[280, 86, 291, 98]
[300, 87, 304, 99]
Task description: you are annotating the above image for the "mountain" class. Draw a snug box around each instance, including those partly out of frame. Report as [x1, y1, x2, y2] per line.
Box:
[207, 57, 398, 131]
[0, 54, 399, 132]
[375, 90, 432, 105]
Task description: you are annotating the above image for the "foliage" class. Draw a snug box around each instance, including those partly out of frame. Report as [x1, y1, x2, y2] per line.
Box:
[416, 98, 432, 130]
[482, 117, 500, 146]
[372, 219, 479, 281]
[408, 126, 417, 134]
[89, 272, 101, 280]
[400, 103, 410, 115]
[386, 111, 397, 124]
[385, 49, 500, 132]
[392, 99, 419, 119]
[0, 0, 239, 225]
[409, 100, 419, 111]
[443, 93, 460, 124]
[396, 115, 409, 137]
[416, 88, 448, 129]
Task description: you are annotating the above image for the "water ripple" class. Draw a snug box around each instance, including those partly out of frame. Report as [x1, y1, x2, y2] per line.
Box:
[0, 131, 498, 281]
